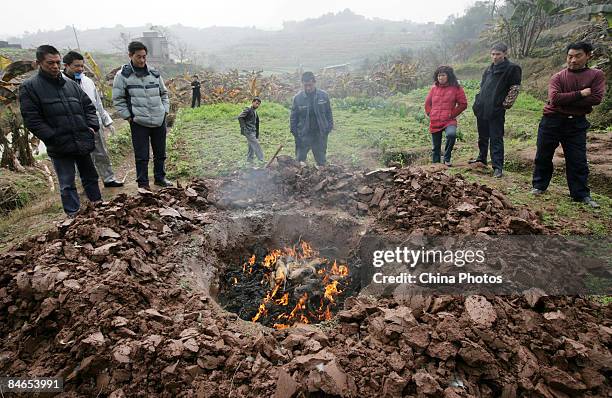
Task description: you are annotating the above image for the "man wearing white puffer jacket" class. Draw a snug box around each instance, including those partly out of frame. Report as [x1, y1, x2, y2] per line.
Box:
[63, 51, 123, 187]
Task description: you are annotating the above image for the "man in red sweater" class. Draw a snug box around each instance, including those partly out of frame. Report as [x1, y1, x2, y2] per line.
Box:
[531, 42, 606, 208]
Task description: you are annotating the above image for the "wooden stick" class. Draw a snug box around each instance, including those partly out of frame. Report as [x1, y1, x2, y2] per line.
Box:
[265, 144, 284, 168]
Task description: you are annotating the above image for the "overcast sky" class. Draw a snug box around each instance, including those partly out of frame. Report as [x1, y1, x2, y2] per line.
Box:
[2, 0, 477, 37]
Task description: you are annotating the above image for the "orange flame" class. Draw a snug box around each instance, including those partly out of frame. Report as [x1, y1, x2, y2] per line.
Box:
[245, 241, 350, 329]
[324, 280, 341, 303]
[276, 292, 289, 305]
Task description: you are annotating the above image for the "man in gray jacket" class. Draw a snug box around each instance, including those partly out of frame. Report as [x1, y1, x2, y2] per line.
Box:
[112, 41, 172, 189]
[238, 97, 264, 164]
[290, 72, 333, 166]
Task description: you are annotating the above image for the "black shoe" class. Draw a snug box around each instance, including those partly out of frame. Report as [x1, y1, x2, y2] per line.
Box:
[493, 169, 503, 178]
[468, 158, 487, 165]
[576, 196, 600, 208]
[104, 180, 124, 188]
[530, 188, 545, 195]
[154, 179, 174, 188]
[138, 183, 151, 190]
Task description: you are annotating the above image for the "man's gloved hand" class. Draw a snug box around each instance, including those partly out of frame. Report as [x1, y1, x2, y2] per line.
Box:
[105, 124, 116, 135]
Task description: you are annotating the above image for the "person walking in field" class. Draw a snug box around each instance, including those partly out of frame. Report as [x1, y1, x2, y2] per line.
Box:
[238, 97, 264, 164]
[191, 75, 201, 108]
[20, 45, 102, 216]
[112, 41, 173, 190]
[470, 43, 522, 178]
[62, 51, 124, 188]
[424, 65, 467, 166]
[290, 72, 334, 166]
[530, 41, 606, 208]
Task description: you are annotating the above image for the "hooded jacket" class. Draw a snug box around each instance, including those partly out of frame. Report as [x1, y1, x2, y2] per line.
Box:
[19, 70, 98, 158]
[112, 62, 169, 128]
[424, 84, 468, 133]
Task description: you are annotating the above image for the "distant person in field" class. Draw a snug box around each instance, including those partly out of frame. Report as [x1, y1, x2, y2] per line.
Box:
[112, 41, 172, 190]
[531, 42, 606, 208]
[191, 75, 201, 108]
[290, 71, 334, 166]
[62, 51, 123, 188]
[470, 43, 522, 178]
[237, 97, 264, 164]
[20, 45, 102, 216]
[424, 65, 467, 166]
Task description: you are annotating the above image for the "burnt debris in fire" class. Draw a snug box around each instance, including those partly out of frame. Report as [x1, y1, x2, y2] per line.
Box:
[217, 240, 359, 329]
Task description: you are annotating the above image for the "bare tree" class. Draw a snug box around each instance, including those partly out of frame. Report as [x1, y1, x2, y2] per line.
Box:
[109, 32, 132, 53]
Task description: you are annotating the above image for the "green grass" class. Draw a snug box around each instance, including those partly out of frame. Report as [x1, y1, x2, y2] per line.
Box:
[106, 123, 133, 164]
[0, 168, 49, 213]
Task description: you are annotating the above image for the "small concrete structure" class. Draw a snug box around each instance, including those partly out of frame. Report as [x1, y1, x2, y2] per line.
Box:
[133, 31, 170, 64]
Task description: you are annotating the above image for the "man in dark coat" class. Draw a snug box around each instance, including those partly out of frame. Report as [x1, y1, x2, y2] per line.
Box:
[19, 45, 102, 216]
[238, 97, 264, 163]
[470, 43, 522, 178]
[290, 72, 334, 166]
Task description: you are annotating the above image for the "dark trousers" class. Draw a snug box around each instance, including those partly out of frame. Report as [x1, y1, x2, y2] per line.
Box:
[476, 114, 505, 171]
[532, 115, 590, 200]
[191, 92, 201, 108]
[130, 121, 167, 186]
[431, 125, 457, 163]
[295, 133, 328, 166]
[51, 155, 101, 215]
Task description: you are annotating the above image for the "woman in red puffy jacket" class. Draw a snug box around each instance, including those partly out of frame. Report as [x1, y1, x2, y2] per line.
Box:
[424, 66, 468, 166]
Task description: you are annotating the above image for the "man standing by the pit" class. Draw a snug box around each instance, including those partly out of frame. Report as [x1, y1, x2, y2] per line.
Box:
[20, 45, 102, 216]
[531, 42, 605, 208]
[290, 72, 334, 166]
[191, 75, 201, 108]
[112, 41, 173, 190]
[470, 43, 522, 178]
[238, 97, 264, 164]
[62, 51, 124, 188]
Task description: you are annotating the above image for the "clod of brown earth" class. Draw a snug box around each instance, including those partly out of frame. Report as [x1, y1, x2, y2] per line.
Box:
[464, 295, 497, 328]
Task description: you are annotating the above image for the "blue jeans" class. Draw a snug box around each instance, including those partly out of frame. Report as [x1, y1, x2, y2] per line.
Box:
[431, 125, 457, 163]
[51, 155, 102, 215]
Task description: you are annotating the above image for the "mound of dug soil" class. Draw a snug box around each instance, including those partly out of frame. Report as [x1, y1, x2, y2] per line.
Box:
[0, 164, 610, 397]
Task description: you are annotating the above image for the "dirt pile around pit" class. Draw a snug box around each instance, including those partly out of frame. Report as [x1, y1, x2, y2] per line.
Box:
[0, 163, 609, 397]
[213, 157, 544, 235]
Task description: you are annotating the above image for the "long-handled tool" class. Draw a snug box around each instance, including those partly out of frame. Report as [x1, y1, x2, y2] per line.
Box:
[265, 144, 284, 168]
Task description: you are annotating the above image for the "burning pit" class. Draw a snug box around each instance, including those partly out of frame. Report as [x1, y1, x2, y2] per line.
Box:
[218, 240, 356, 329]
[205, 210, 367, 329]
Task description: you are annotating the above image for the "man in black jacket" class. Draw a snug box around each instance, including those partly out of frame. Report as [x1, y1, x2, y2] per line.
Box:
[470, 43, 522, 178]
[290, 72, 334, 166]
[238, 97, 264, 163]
[191, 75, 201, 108]
[19, 45, 101, 216]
